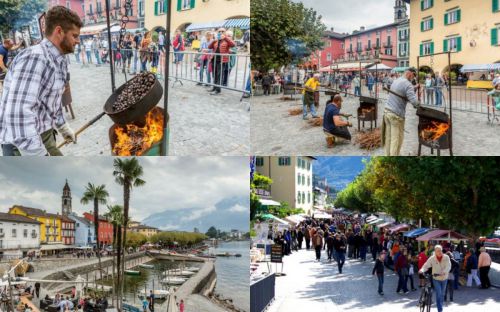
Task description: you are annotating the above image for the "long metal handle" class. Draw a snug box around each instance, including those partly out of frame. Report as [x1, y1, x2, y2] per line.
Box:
[383, 87, 408, 102]
[57, 112, 106, 148]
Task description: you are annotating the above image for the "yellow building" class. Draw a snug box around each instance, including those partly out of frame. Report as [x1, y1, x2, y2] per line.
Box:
[255, 156, 316, 216]
[406, 0, 500, 74]
[130, 224, 160, 238]
[145, 0, 249, 33]
[9, 205, 63, 244]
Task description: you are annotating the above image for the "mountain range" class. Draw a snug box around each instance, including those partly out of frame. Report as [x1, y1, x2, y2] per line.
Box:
[141, 196, 249, 233]
[313, 157, 368, 191]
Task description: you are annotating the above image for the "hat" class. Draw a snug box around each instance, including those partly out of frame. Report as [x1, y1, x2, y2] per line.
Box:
[407, 67, 417, 74]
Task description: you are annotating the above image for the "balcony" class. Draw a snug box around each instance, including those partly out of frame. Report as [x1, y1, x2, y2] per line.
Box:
[86, 11, 94, 17]
[383, 42, 393, 48]
[356, 47, 363, 53]
[399, 35, 408, 41]
[364, 45, 372, 51]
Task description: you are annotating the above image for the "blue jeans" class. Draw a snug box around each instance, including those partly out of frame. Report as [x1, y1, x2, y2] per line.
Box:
[435, 88, 443, 106]
[75, 52, 80, 63]
[245, 73, 251, 93]
[302, 95, 317, 118]
[93, 49, 101, 64]
[433, 279, 447, 312]
[337, 252, 345, 273]
[453, 271, 459, 289]
[355, 86, 361, 96]
[377, 274, 384, 293]
[85, 51, 92, 63]
[133, 49, 138, 73]
[396, 271, 408, 293]
[360, 246, 367, 261]
[199, 59, 208, 83]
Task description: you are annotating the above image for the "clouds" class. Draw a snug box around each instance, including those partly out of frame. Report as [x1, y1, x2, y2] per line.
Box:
[0, 157, 249, 226]
[292, 0, 405, 33]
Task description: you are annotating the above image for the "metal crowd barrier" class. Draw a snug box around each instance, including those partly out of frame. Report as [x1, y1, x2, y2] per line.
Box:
[72, 47, 250, 94]
[250, 273, 275, 312]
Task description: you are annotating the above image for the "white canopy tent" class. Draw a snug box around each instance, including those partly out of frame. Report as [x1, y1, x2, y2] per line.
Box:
[259, 199, 281, 206]
[366, 63, 393, 71]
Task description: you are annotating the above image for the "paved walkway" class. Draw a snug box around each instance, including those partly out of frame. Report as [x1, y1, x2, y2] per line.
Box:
[251, 93, 500, 155]
[58, 61, 249, 156]
[259, 248, 500, 311]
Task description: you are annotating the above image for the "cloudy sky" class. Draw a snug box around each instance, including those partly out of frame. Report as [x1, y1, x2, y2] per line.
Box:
[292, 0, 409, 33]
[0, 157, 249, 231]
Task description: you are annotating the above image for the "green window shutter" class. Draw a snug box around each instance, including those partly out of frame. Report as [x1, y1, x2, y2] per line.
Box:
[494, 0, 499, 12]
[457, 37, 462, 51]
[190, 0, 195, 9]
[164, 0, 168, 12]
[430, 18, 433, 29]
[457, 9, 461, 22]
[430, 0, 434, 7]
[444, 13, 448, 25]
[443, 39, 448, 52]
[421, 0, 424, 11]
[492, 28, 499, 46]
[430, 42, 434, 54]
[420, 43, 423, 56]
[421, 21, 424, 31]
[177, 0, 182, 11]
[154, 1, 158, 15]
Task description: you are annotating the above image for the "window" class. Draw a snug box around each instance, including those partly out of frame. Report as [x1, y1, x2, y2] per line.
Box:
[301, 192, 305, 204]
[421, 0, 433, 11]
[178, 0, 194, 11]
[12, 229, 16, 238]
[443, 36, 462, 52]
[23, 229, 27, 238]
[491, 27, 499, 46]
[445, 9, 461, 25]
[421, 18, 433, 31]
[278, 157, 291, 166]
[307, 161, 311, 170]
[155, 0, 167, 15]
[297, 173, 301, 184]
[494, 0, 500, 12]
[327, 53, 331, 61]
[376, 38, 380, 48]
[66, 1, 70, 9]
[307, 176, 310, 186]
[307, 192, 311, 203]
[138, 0, 145, 17]
[31, 230, 36, 237]
[420, 42, 434, 56]
[256, 157, 264, 166]
[89, 4, 93, 14]
[297, 191, 301, 204]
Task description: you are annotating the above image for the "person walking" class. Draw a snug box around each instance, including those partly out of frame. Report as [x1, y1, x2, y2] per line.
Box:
[304, 226, 311, 250]
[444, 251, 458, 302]
[197, 32, 213, 86]
[132, 31, 142, 74]
[382, 67, 420, 156]
[84, 38, 92, 64]
[297, 227, 304, 249]
[419, 245, 451, 312]
[367, 73, 375, 97]
[334, 234, 346, 274]
[435, 73, 445, 106]
[424, 74, 435, 105]
[395, 248, 409, 294]
[408, 254, 417, 291]
[372, 251, 386, 295]
[466, 248, 481, 287]
[353, 75, 361, 96]
[172, 29, 185, 64]
[34, 282, 41, 298]
[478, 247, 492, 289]
[91, 36, 102, 65]
[326, 232, 335, 262]
[312, 229, 323, 261]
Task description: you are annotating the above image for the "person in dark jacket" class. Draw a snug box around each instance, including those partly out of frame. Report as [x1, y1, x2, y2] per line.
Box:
[373, 252, 386, 295]
[334, 234, 346, 273]
[445, 252, 459, 302]
[466, 249, 481, 287]
[312, 229, 323, 261]
[395, 249, 409, 294]
[326, 233, 335, 262]
[297, 227, 304, 249]
[372, 237, 379, 261]
[262, 73, 272, 96]
[304, 226, 311, 250]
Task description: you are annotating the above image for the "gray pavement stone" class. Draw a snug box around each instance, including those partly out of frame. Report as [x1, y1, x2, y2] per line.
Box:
[258, 248, 500, 312]
[250, 92, 500, 156]
[58, 61, 249, 156]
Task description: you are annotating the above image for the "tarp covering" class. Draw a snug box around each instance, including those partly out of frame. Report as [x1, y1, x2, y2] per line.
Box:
[186, 21, 226, 32]
[388, 223, 410, 233]
[377, 222, 393, 228]
[313, 212, 332, 219]
[259, 199, 281, 206]
[366, 63, 393, 70]
[392, 67, 409, 73]
[416, 229, 469, 242]
[460, 64, 500, 73]
[80, 23, 118, 35]
[331, 62, 373, 72]
[404, 227, 429, 238]
[224, 18, 250, 30]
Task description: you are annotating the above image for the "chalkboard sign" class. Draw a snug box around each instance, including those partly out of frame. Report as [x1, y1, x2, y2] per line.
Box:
[271, 244, 282, 263]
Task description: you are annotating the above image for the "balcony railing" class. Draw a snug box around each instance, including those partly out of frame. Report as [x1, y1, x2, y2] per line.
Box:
[399, 35, 408, 40]
[364, 45, 372, 51]
[384, 42, 393, 48]
[356, 47, 363, 53]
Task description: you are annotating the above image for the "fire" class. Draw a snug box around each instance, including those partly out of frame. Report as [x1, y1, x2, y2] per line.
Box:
[113, 108, 164, 156]
[421, 121, 449, 141]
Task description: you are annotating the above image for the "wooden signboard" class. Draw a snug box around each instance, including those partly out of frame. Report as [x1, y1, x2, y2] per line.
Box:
[270, 244, 282, 263]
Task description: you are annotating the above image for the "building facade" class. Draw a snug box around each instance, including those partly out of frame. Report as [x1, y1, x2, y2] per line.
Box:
[397, 19, 410, 68]
[68, 213, 95, 247]
[83, 212, 113, 246]
[80, 0, 139, 32]
[48, 0, 85, 19]
[255, 156, 316, 215]
[61, 216, 76, 245]
[0, 213, 41, 259]
[130, 224, 160, 238]
[405, 0, 500, 74]
[9, 205, 63, 244]
[144, 0, 250, 33]
[310, 28, 346, 69]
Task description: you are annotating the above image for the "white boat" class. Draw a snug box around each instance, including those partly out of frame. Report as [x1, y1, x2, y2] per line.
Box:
[139, 264, 155, 269]
[163, 269, 195, 277]
[185, 266, 200, 272]
[138, 289, 170, 300]
[160, 277, 187, 285]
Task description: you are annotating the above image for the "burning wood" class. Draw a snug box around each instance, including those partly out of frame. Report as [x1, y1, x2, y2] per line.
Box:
[112, 107, 163, 156]
[288, 108, 303, 116]
[113, 72, 156, 112]
[355, 128, 381, 150]
[421, 121, 449, 141]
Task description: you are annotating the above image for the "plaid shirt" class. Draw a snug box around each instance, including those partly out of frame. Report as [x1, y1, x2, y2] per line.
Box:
[0, 39, 68, 155]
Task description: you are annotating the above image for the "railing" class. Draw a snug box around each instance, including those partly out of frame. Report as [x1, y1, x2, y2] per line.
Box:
[250, 273, 275, 312]
[383, 42, 393, 48]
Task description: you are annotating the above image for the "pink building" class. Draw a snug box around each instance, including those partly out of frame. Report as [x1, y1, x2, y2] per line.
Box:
[342, 23, 398, 68]
[81, 0, 139, 28]
[48, 0, 85, 19]
[310, 28, 346, 69]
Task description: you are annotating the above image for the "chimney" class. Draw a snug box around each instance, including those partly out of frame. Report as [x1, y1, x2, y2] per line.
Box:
[360, 26, 365, 31]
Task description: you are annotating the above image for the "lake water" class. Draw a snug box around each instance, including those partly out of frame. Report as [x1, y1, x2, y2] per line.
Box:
[213, 241, 250, 312]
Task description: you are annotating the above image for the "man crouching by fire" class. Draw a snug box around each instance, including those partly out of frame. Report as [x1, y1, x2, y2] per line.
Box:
[0, 6, 82, 156]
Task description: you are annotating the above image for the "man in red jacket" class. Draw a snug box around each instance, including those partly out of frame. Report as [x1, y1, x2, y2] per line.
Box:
[208, 28, 235, 95]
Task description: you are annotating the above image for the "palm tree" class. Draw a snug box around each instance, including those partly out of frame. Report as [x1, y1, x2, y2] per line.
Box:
[81, 183, 109, 293]
[104, 204, 124, 308]
[112, 158, 145, 309]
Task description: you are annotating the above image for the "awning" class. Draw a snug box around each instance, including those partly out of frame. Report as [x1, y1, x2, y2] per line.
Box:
[366, 63, 393, 71]
[313, 212, 331, 219]
[388, 223, 410, 233]
[224, 18, 250, 30]
[284, 214, 305, 224]
[365, 215, 378, 222]
[330, 62, 373, 72]
[416, 229, 469, 242]
[259, 199, 281, 206]
[404, 228, 429, 238]
[40, 244, 73, 251]
[392, 67, 409, 73]
[185, 21, 226, 32]
[367, 218, 384, 225]
[80, 23, 119, 35]
[377, 222, 393, 228]
[319, 66, 332, 73]
[460, 64, 500, 73]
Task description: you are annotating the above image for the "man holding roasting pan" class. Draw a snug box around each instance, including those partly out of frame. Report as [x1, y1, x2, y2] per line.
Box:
[382, 67, 421, 156]
[0, 6, 82, 156]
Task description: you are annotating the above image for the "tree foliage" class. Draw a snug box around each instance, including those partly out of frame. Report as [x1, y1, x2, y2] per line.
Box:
[0, 0, 47, 34]
[335, 157, 500, 239]
[250, 172, 273, 220]
[125, 232, 148, 248]
[149, 231, 206, 247]
[251, 0, 326, 72]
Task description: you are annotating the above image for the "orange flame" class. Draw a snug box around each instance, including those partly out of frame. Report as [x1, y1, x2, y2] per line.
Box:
[421, 121, 449, 141]
[113, 108, 164, 156]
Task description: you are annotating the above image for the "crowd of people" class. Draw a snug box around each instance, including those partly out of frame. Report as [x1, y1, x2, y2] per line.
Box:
[269, 212, 494, 312]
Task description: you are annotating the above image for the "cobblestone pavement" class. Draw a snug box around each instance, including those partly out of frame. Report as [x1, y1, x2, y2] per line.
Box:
[58, 61, 249, 156]
[257, 248, 500, 312]
[250, 92, 500, 156]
